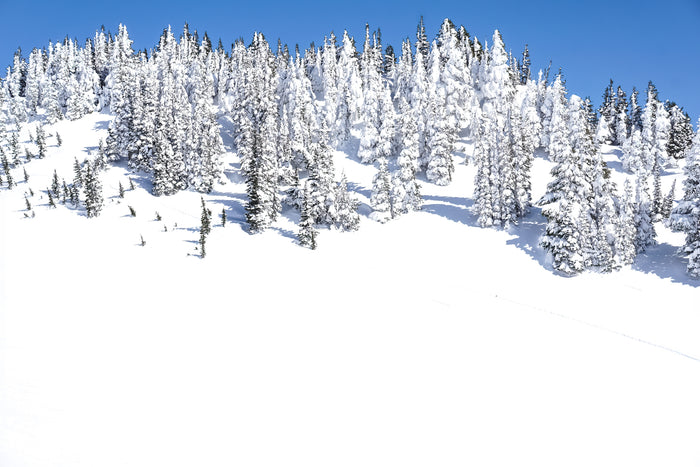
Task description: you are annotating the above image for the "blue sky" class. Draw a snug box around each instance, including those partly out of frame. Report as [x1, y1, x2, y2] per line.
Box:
[1, 0, 699, 121]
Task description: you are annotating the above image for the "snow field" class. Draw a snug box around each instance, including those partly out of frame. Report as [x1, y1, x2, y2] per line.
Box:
[1, 113, 700, 467]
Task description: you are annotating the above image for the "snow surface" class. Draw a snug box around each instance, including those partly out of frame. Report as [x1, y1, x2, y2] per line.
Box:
[1, 112, 699, 467]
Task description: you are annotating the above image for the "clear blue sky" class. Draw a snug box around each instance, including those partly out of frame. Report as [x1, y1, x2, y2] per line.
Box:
[1, 0, 699, 121]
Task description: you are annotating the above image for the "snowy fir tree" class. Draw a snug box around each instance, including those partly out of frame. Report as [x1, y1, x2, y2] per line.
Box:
[83, 161, 103, 218]
[298, 181, 318, 249]
[634, 173, 657, 253]
[332, 172, 361, 231]
[392, 97, 423, 216]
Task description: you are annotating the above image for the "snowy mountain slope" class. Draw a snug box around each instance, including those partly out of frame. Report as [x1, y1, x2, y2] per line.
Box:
[1, 111, 700, 467]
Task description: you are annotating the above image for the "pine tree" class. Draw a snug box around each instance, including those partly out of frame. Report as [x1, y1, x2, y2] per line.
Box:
[221, 207, 227, 227]
[661, 179, 676, 219]
[51, 169, 60, 198]
[119, 181, 125, 198]
[615, 179, 637, 267]
[1, 149, 13, 189]
[35, 125, 47, 158]
[667, 103, 693, 160]
[72, 157, 83, 188]
[47, 188, 56, 208]
[370, 151, 393, 223]
[669, 127, 700, 277]
[199, 196, 212, 258]
[9, 132, 20, 166]
[83, 162, 103, 218]
[23, 167, 28, 183]
[298, 182, 318, 249]
[634, 174, 656, 253]
[332, 172, 361, 231]
[392, 98, 422, 216]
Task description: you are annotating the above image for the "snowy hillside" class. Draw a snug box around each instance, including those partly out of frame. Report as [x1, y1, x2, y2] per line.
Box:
[2, 19, 700, 467]
[1, 106, 699, 467]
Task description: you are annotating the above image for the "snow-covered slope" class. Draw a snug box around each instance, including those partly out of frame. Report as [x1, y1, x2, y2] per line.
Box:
[1, 113, 699, 467]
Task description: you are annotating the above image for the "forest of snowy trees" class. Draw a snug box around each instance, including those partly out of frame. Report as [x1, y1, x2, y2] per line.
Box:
[1, 18, 700, 277]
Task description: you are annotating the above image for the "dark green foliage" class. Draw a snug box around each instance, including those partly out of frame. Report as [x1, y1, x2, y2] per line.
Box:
[28, 187, 34, 197]
[9, 132, 20, 166]
[298, 183, 318, 250]
[73, 158, 82, 187]
[25, 196, 31, 211]
[56, 132, 62, 146]
[1, 150, 13, 189]
[667, 103, 693, 160]
[62, 180, 68, 204]
[128, 205, 136, 217]
[69, 185, 79, 206]
[155, 211, 162, 221]
[23, 167, 28, 182]
[118, 181, 125, 198]
[129, 178, 135, 191]
[36, 125, 47, 158]
[199, 197, 212, 258]
[83, 163, 103, 218]
[662, 179, 676, 219]
[47, 188, 56, 208]
[520, 45, 531, 84]
[221, 207, 226, 227]
[51, 169, 60, 198]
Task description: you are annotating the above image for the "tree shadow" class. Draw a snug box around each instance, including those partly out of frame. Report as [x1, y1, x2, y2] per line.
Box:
[421, 194, 476, 227]
[92, 119, 111, 131]
[632, 243, 699, 287]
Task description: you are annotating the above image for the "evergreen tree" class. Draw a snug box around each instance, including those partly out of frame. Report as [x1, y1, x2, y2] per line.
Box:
[667, 103, 693, 160]
[199, 196, 212, 258]
[1, 149, 13, 189]
[35, 125, 47, 158]
[370, 150, 393, 223]
[83, 161, 103, 218]
[615, 179, 637, 267]
[221, 207, 227, 227]
[628, 87, 643, 132]
[634, 174, 656, 253]
[392, 98, 422, 216]
[332, 172, 361, 231]
[661, 179, 676, 219]
[51, 169, 60, 198]
[298, 182, 318, 249]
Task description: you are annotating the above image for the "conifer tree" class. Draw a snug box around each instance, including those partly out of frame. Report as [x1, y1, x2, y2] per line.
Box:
[370, 151, 393, 223]
[298, 182, 318, 249]
[661, 179, 676, 219]
[1, 149, 13, 189]
[47, 188, 56, 208]
[392, 98, 422, 216]
[9, 132, 20, 166]
[634, 174, 656, 253]
[51, 169, 60, 198]
[615, 179, 637, 267]
[35, 125, 47, 158]
[199, 196, 212, 258]
[83, 161, 103, 218]
[667, 103, 693, 160]
[332, 172, 361, 231]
